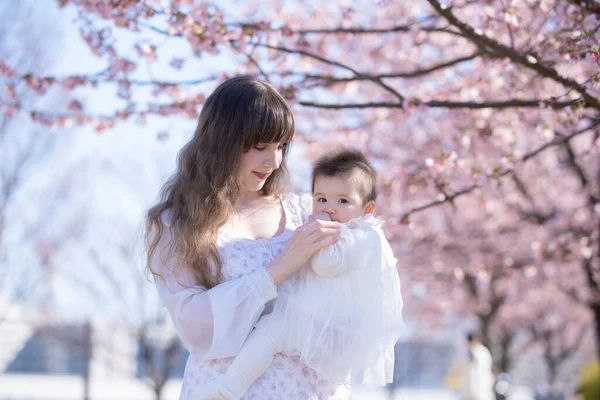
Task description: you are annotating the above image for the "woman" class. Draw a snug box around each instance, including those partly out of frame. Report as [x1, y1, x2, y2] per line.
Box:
[145, 76, 347, 399]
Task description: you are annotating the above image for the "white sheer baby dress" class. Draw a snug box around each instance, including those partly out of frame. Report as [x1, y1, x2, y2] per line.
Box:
[257, 214, 404, 386]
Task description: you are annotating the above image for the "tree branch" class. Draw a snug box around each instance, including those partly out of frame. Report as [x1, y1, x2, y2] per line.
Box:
[403, 121, 600, 217]
[292, 25, 447, 34]
[290, 25, 467, 39]
[562, 140, 590, 188]
[5, 71, 218, 88]
[258, 44, 359, 75]
[583, 247, 600, 302]
[259, 44, 405, 102]
[245, 42, 269, 81]
[299, 98, 581, 110]
[573, 0, 600, 18]
[511, 174, 535, 204]
[426, 0, 600, 110]
[299, 51, 484, 82]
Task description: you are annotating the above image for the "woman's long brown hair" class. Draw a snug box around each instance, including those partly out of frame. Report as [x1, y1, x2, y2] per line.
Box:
[145, 76, 295, 289]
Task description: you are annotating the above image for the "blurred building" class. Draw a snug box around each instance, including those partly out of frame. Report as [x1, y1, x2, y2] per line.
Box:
[2, 298, 454, 387]
[0, 300, 186, 400]
[391, 339, 456, 388]
[0, 302, 509, 400]
[0, 300, 37, 373]
[4, 319, 137, 378]
[1, 300, 187, 388]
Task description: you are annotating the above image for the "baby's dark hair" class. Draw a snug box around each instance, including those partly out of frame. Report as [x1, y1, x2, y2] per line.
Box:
[311, 148, 378, 205]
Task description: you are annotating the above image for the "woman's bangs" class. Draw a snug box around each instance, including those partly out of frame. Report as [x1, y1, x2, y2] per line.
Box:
[244, 95, 295, 148]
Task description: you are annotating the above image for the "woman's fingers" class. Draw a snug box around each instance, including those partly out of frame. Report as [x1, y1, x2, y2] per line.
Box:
[301, 220, 339, 237]
[307, 227, 339, 242]
[309, 211, 331, 222]
[299, 220, 339, 246]
[273, 221, 341, 279]
[317, 220, 339, 229]
[312, 233, 339, 251]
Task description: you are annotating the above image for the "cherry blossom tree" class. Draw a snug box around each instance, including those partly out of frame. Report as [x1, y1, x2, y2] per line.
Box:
[2, 0, 599, 380]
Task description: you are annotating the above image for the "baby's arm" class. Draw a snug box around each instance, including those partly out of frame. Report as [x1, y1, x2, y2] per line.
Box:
[309, 223, 380, 278]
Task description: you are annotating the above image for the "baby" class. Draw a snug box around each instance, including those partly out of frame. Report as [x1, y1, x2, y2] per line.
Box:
[195, 148, 404, 399]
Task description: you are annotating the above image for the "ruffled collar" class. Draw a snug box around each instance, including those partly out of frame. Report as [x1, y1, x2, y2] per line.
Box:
[344, 214, 384, 229]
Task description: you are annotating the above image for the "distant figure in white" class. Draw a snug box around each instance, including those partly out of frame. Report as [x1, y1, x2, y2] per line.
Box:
[464, 333, 495, 400]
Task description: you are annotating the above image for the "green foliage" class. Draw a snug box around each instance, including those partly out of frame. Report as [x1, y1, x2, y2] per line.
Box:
[578, 360, 600, 400]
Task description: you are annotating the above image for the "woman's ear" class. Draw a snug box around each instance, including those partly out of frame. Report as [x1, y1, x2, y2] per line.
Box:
[363, 200, 376, 215]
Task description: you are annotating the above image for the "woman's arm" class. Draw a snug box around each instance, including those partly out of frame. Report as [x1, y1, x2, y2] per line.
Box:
[309, 225, 380, 278]
[151, 213, 340, 360]
[151, 226, 277, 361]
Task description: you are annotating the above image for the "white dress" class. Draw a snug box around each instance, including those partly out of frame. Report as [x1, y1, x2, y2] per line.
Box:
[151, 193, 351, 399]
[465, 343, 495, 400]
[260, 214, 404, 385]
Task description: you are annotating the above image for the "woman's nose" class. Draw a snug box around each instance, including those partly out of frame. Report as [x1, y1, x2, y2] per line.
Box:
[264, 149, 281, 169]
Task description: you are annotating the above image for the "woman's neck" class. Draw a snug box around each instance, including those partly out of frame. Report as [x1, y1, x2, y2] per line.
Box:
[237, 190, 270, 210]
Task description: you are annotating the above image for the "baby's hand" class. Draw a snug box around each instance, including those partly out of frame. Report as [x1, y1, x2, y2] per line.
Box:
[309, 211, 331, 222]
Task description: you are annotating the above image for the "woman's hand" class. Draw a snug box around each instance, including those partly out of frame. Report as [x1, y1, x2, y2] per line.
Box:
[266, 219, 340, 285]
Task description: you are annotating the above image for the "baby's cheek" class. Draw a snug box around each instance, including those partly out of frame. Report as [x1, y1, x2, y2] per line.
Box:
[312, 202, 325, 213]
[345, 207, 365, 220]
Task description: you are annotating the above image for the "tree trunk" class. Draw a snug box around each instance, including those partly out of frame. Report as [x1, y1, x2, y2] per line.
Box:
[154, 385, 162, 400]
[498, 332, 512, 374]
[592, 303, 600, 366]
[480, 315, 492, 352]
[82, 321, 92, 400]
[546, 356, 557, 393]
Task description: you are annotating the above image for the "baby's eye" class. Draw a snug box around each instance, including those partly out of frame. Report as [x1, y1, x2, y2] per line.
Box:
[317, 197, 327, 203]
[338, 199, 348, 204]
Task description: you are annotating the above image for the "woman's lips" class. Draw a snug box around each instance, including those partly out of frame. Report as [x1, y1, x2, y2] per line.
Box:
[253, 171, 270, 180]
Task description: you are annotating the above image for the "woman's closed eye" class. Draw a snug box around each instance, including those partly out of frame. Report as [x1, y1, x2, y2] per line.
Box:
[254, 142, 286, 152]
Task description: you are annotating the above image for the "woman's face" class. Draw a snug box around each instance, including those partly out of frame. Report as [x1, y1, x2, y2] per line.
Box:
[239, 142, 285, 193]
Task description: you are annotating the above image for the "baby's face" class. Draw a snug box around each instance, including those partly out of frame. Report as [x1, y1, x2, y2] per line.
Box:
[312, 175, 367, 223]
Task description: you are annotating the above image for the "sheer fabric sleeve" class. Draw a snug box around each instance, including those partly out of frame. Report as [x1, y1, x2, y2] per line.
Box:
[150, 214, 278, 360]
[291, 192, 313, 224]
